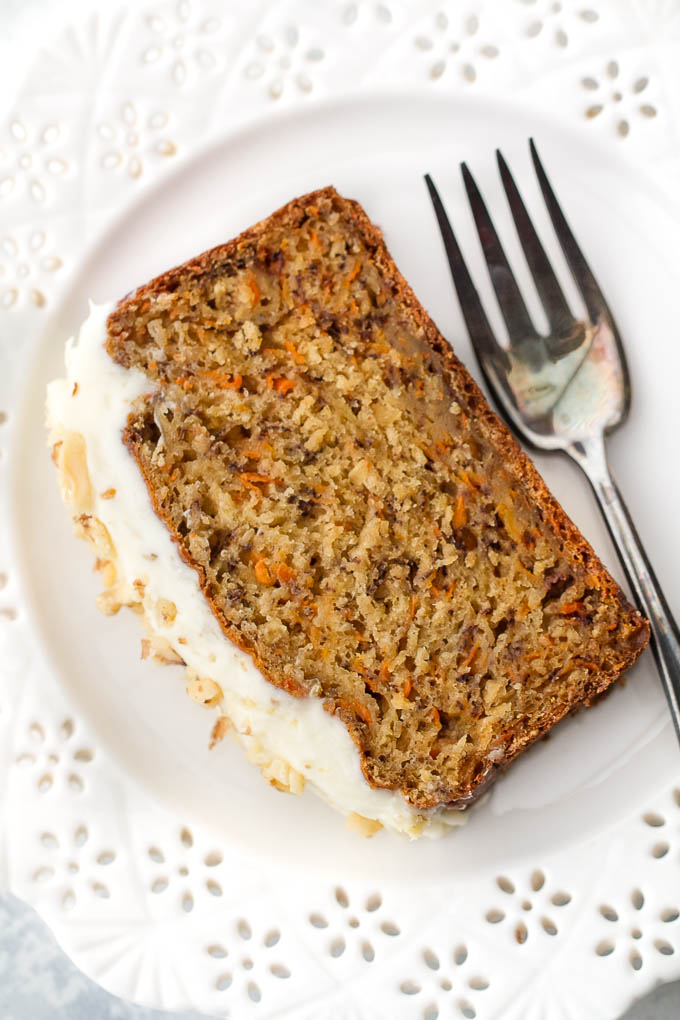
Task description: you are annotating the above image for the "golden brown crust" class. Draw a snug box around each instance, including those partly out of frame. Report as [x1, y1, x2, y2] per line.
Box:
[108, 186, 649, 810]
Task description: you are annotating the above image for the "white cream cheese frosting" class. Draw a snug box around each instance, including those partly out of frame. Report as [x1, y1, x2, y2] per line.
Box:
[46, 302, 466, 839]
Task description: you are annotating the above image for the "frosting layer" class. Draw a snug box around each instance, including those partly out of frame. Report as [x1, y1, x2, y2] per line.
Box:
[46, 302, 466, 838]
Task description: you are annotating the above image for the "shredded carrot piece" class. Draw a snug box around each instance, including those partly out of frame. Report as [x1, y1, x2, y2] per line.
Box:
[460, 642, 480, 671]
[349, 298, 359, 317]
[460, 469, 483, 489]
[168, 470, 179, 482]
[496, 502, 521, 542]
[175, 375, 193, 391]
[559, 601, 583, 615]
[284, 340, 305, 364]
[100, 488, 116, 500]
[273, 377, 293, 395]
[202, 370, 242, 390]
[453, 495, 467, 529]
[243, 449, 261, 460]
[239, 471, 274, 493]
[276, 563, 295, 583]
[351, 658, 367, 677]
[379, 661, 391, 684]
[247, 274, 260, 304]
[254, 559, 273, 585]
[346, 259, 362, 284]
[431, 707, 441, 728]
[560, 658, 599, 676]
[309, 229, 319, 247]
[524, 651, 542, 662]
[403, 676, 412, 698]
[306, 204, 319, 217]
[350, 699, 373, 726]
[240, 472, 273, 484]
[409, 596, 417, 621]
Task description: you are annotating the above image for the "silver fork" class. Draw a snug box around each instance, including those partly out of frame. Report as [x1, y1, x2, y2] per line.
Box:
[425, 141, 680, 741]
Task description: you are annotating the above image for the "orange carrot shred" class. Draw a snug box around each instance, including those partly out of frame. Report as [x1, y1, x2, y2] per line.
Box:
[276, 563, 295, 583]
[203, 370, 242, 390]
[559, 601, 583, 615]
[273, 377, 295, 395]
[403, 676, 412, 697]
[560, 658, 599, 676]
[248, 274, 261, 304]
[409, 596, 417, 621]
[460, 642, 480, 671]
[346, 259, 362, 284]
[254, 559, 273, 585]
[239, 471, 274, 493]
[379, 661, 391, 684]
[284, 340, 305, 365]
[351, 699, 373, 726]
[453, 495, 467, 529]
[431, 707, 441, 728]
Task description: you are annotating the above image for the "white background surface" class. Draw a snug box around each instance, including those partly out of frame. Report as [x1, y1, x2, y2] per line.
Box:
[1, 2, 680, 1019]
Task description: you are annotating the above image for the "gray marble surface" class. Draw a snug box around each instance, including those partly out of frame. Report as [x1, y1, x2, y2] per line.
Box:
[0, 895, 210, 1020]
[0, 892, 677, 1020]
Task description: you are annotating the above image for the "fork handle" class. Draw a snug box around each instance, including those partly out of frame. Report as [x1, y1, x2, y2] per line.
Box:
[570, 434, 680, 742]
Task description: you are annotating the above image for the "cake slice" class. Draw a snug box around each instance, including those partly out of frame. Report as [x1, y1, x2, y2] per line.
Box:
[47, 187, 649, 838]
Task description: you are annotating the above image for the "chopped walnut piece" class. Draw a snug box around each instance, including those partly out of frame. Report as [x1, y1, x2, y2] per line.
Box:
[96, 590, 122, 616]
[209, 715, 230, 749]
[186, 672, 223, 707]
[345, 812, 383, 838]
[74, 513, 114, 560]
[56, 431, 92, 511]
[157, 598, 177, 624]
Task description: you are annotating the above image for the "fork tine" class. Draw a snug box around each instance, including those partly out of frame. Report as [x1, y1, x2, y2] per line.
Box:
[424, 173, 509, 378]
[461, 161, 539, 344]
[529, 138, 613, 325]
[495, 149, 574, 335]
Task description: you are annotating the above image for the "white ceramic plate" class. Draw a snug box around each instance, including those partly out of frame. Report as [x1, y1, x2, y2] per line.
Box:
[10, 93, 680, 881]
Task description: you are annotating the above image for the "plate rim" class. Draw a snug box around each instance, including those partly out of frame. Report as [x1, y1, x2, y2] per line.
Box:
[8, 86, 680, 879]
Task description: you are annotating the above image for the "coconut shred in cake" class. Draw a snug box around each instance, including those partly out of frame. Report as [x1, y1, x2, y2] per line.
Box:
[46, 302, 466, 839]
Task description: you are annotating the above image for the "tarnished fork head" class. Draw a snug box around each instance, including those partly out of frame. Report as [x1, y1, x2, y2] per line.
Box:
[425, 141, 631, 453]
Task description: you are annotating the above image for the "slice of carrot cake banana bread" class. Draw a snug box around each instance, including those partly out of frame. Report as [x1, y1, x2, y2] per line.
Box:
[46, 186, 649, 838]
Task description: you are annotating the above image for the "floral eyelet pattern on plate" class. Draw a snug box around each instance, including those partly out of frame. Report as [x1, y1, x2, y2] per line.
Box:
[1, 1, 680, 1018]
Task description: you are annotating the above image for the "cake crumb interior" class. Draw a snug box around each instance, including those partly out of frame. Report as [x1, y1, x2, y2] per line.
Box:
[107, 189, 647, 810]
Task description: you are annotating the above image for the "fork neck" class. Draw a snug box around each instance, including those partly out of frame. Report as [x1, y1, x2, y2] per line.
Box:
[567, 434, 612, 492]
[566, 433, 680, 742]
